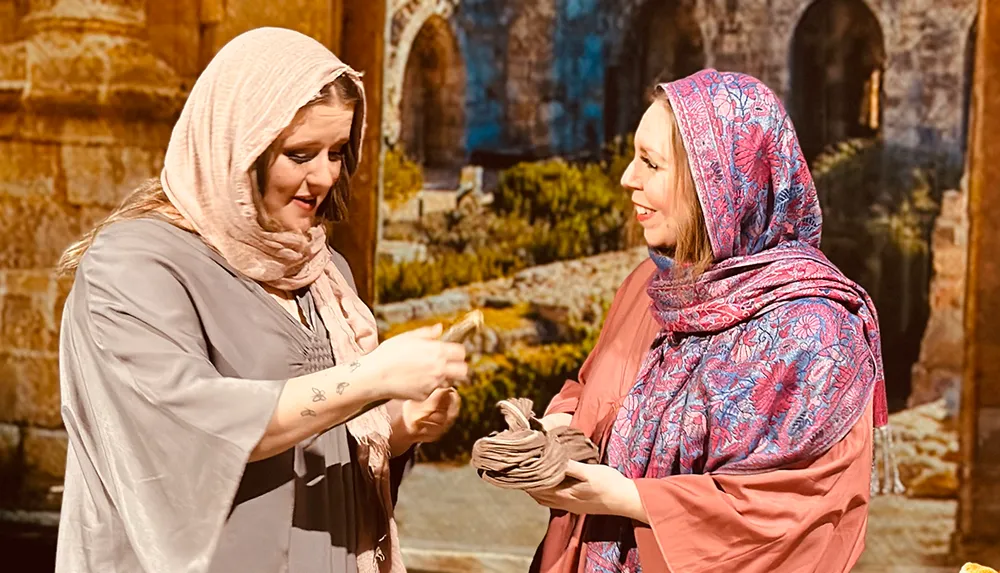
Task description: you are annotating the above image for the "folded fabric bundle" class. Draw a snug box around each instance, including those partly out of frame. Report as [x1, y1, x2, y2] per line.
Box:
[471, 398, 599, 491]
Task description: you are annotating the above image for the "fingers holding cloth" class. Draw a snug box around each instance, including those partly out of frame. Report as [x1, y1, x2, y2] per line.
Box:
[382, 311, 485, 452]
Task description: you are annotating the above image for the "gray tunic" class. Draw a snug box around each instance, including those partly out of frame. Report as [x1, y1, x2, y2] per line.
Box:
[55, 218, 365, 573]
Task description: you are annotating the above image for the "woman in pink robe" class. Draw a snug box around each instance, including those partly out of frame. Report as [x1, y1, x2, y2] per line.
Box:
[527, 70, 894, 572]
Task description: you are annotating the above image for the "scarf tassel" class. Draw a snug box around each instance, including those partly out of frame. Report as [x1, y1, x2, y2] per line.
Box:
[871, 425, 906, 496]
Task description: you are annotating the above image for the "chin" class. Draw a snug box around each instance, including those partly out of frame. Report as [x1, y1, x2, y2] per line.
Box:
[643, 230, 675, 250]
[277, 217, 315, 233]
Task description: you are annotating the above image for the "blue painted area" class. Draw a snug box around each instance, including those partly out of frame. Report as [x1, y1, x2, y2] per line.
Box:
[454, 0, 611, 158]
[550, 0, 608, 155]
[453, 0, 511, 153]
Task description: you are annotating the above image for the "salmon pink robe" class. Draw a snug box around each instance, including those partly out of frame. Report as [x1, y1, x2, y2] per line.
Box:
[532, 260, 873, 573]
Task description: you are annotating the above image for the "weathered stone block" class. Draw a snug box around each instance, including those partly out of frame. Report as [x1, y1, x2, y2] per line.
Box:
[20, 427, 68, 510]
[0, 141, 61, 199]
[144, 0, 203, 81]
[0, 423, 20, 470]
[0, 292, 60, 353]
[0, 422, 21, 506]
[376, 301, 416, 324]
[1, 270, 61, 354]
[22, 428, 67, 484]
[0, 195, 82, 270]
[0, 42, 27, 112]
[0, 352, 62, 428]
[21, 31, 185, 120]
[53, 275, 75, 329]
[212, 0, 336, 57]
[56, 116, 174, 149]
[79, 206, 112, 235]
[63, 144, 161, 208]
[890, 399, 960, 499]
[425, 291, 471, 316]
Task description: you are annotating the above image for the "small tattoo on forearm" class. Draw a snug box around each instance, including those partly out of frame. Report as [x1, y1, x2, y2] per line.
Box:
[349, 360, 361, 372]
[311, 387, 327, 402]
[301, 408, 317, 417]
[336, 382, 349, 395]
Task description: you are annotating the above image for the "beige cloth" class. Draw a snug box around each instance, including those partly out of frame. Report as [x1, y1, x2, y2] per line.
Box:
[160, 27, 401, 573]
[472, 399, 598, 491]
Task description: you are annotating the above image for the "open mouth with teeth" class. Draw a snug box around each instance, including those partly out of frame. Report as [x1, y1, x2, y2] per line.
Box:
[634, 204, 656, 221]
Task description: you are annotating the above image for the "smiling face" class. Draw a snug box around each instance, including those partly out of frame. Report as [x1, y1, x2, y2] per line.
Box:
[260, 99, 355, 233]
[620, 100, 694, 249]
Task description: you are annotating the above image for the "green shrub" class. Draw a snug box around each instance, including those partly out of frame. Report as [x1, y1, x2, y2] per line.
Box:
[376, 138, 643, 304]
[376, 246, 526, 303]
[382, 148, 423, 208]
[493, 158, 634, 260]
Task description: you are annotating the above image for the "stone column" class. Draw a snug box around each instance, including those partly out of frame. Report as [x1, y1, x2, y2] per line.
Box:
[955, 0, 1000, 563]
[0, 0, 184, 515]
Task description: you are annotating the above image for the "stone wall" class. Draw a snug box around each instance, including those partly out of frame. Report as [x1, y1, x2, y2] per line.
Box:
[0, 0, 187, 514]
[910, 189, 968, 410]
[0, 0, 386, 519]
[386, 0, 976, 161]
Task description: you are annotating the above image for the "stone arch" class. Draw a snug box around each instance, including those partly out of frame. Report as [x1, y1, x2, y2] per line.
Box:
[604, 0, 706, 142]
[789, 0, 886, 162]
[383, 0, 461, 145]
[398, 14, 466, 169]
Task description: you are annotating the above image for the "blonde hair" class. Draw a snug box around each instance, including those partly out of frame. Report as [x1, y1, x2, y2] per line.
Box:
[57, 75, 360, 276]
[655, 93, 715, 276]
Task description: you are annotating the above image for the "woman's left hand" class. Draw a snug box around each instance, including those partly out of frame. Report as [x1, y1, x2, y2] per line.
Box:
[528, 461, 647, 523]
[400, 387, 461, 444]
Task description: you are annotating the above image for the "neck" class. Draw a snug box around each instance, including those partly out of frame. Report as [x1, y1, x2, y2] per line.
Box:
[262, 283, 294, 300]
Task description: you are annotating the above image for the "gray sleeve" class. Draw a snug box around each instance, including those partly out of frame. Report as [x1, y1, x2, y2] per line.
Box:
[63, 224, 285, 573]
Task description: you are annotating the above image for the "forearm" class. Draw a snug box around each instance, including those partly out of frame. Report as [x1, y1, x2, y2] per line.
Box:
[610, 478, 649, 524]
[250, 357, 387, 461]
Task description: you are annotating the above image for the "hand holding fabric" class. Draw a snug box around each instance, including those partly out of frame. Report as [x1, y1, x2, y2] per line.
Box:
[528, 461, 647, 524]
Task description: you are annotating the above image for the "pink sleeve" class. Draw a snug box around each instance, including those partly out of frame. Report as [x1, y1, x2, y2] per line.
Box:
[544, 379, 584, 416]
[631, 406, 874, 573]
[543, 260, 656, 419]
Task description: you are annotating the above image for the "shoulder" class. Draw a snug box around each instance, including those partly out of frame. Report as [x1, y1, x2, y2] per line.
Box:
[84, 218, 200, 265]
[753, 297, 866, 346]
[601, 258, 657, 328]
[616, 258, 657, 299]
[78, 218, 215, 294]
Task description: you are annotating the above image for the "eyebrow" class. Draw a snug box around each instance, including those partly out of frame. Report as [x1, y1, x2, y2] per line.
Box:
[282, 136, 349, 149]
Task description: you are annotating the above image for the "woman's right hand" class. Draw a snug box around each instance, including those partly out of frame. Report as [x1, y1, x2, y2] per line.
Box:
[367, 324, 469, 401]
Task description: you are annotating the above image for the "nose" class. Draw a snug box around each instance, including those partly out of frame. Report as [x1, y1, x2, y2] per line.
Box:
[306, 155, 339, 192]
[621, 159, 642, 191]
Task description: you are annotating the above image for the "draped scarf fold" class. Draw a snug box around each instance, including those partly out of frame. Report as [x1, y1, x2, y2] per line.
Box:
[587, 70, 901, 572]
[160, 27, 402, 573]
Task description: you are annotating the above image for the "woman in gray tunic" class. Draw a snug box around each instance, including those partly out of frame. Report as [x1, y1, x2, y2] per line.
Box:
[53, 28, 466, 573]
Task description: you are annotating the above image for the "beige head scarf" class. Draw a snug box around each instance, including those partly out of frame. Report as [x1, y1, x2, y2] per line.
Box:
[160, 27, 402, 573]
